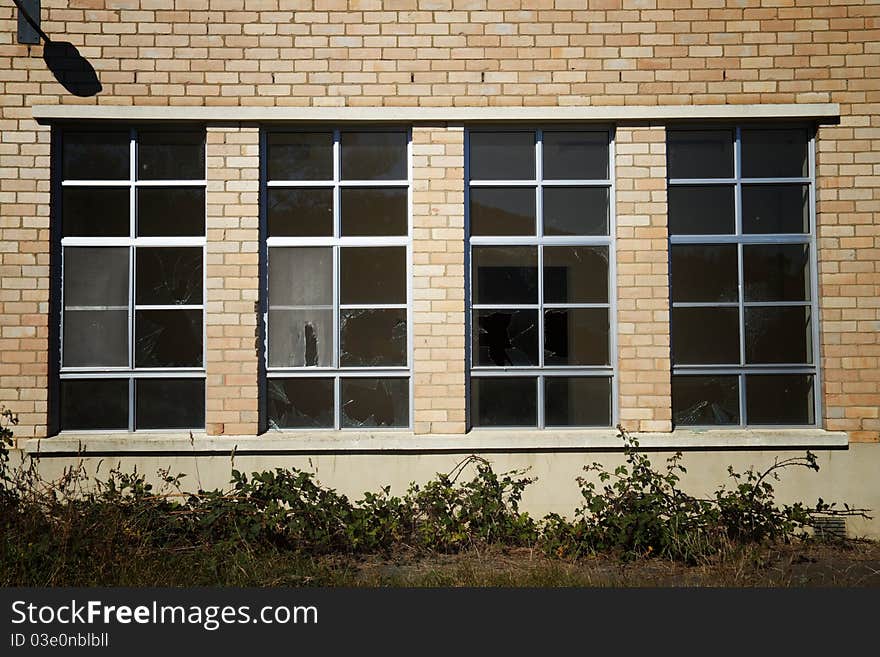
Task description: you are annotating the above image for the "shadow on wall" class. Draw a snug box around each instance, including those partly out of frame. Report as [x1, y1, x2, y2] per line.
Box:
[42, 41, 102, 98]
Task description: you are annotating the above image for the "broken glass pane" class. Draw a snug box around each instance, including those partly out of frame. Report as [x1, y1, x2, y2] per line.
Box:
[545, 376, 611, 427]
[269, 247, 332, 307]
[741, 128, 808, 179]
[61, 378, 128, 430]
[742, 184, 809, 234]
[746, 374, 814, 425]
[136, 247, 203, 305]
[267, 187, 333, 237]
[672, 307, 740, 365]
[135, 378, 205, 429]
[63, 187, 130, 237]
[472, 246, 538, 305]
[668, 185, 735, 235]
[667, 129, 734, 179]
[341, 187, 407, 236]
[672, 375, 740, 426]
[473, 309, 538, 367]
[671, 244, 738, 303]
[469, 187, 536, 236]
[745, 306, 812, 364]
[341, 131, 407, 181]
[63, 310, 128, 367]
[542, 187, 608, 236]
[471, 377, 537, 427]
[543, 131, 608, 180]
[469, 131, 535, 180]
[64, 247, 128, 307]
[138, 187, 205, 237]
[135, 309, 202, 367]
[544, 245, 608, 303]
[267, 132, 333, 181]
[341, 377, 408, 428]
[268, 309, 333, 368]
[63, 131, 129, 180]
[340, 309, 407, 367]
[268, 378, 334, 429]
[340, 246, 406, 305]
[138, 131, 205, 180]
[743, 244, 810, 302]
[544, 308, 609, 366]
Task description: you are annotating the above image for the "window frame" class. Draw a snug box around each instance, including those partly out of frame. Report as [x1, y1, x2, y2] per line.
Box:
[55, 125, 208, 433]
[260, 126, 414, 431]
[465, 126, 618, 430]
[668, 123, 822, 428]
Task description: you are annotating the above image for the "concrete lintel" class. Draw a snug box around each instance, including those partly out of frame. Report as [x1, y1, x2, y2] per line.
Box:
[32, 103, 840, 124]
[21, 429, 849, 456]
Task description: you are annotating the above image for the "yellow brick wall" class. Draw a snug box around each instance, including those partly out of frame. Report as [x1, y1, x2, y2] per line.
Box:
[0, 1, 877, 441]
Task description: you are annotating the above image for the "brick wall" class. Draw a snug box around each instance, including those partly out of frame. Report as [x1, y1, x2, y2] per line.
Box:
[0, 1, 877, 441]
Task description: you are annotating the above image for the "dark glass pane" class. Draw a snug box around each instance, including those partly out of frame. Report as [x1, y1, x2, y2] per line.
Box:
[135, 309, 202, 367]
[471, 377, 536, 427]
[341, 377, 408, 428]
[136, 247, 203, 305]
[340, 308, 407, 367]
[473, 310, 538, 367]
[545, 377, 611, 427]
[268, 378, 334, 429]
[470, 187, 536, 236]
[745, 306, 812, 364]
[62, 187, 129, 237]
[63, 310, 128, 367]
[135, 378, 205, 429]
[63, 132, 129, 180]
[670, 244, 738, 303]
[746, 374, 814, 425]
[341, 131, 407, 181]
[472, 246, 537, 305]
[544, 245, 608, 303]
[542, 187, 608, 236]
[741, 128, 808, 178]
[138, 187, 205, 237]
[672, 375, 740, 426]
[668, 185, 735, 235]
[268, 309, 333, 368]
[543, 131, 608, 180]
[544, 308, 609, 366]
[672, 307, 740, 365]
[469, 131, 534, 180]
[269, 247, 332, 307]
[341, 187, 407, 236]
[743, 244, 810, 302]
[340, 246, 406, 304]
[267, 187, 333, 237]
[60, 379, 128, 430]
[138, 131, 204, 180]
[667, 130, 734, 179]
[267, 132, 333, 181]
[742, 184, 809, 234]
[64, 247, 128, 307]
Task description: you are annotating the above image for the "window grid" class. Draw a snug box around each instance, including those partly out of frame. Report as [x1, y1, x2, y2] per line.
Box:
[467, 127, 618, 430]
[262, 128, 413, 431]
[58, 128, 207, 433]
[669, 125, 821, 428]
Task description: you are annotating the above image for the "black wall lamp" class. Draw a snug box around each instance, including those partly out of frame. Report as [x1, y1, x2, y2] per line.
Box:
[15, 0, 43, 45]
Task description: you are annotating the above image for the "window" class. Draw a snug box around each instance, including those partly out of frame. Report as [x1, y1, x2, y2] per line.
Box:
[58, 128, 206, 431]
[467, 129, 615, 428]
[668, 126, 819, 427]
[264, 129, 411, 429]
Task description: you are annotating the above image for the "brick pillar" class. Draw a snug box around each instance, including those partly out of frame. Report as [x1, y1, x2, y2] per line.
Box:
[615, 125, 672, 433]
[205, 125, 260, 436]
[411, 124, 467, 435]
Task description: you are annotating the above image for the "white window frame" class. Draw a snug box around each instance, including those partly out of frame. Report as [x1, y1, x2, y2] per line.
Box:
[466, 126, 618, 430]
[261, 127, 414, 431]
